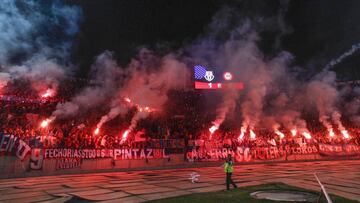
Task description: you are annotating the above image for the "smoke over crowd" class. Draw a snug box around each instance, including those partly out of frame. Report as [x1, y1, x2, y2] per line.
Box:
[0, 0, 359, 148]
[0, 0, 81, 96]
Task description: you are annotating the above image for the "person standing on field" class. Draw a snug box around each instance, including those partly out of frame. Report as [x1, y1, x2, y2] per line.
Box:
[224, 154, 238, 190]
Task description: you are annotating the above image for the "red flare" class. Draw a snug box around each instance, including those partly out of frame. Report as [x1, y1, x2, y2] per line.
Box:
[40, 118, 52, 128]
[94, 128, 100, 135]
[124, 97, 131, 103]
[121, 130, 130, 143]
[138, 106, 154, 113]
[250, 130, 256, 139]
[329, 128, 335, 137]
[124, 97, 156, 113]
[41, 89, 55, 98]
[275, 130, 285, 139]
[209, 125, 219, 134]
[237, 127, 246, 141]
[302, 132, 312, 139]
[341, 130, 350, 139]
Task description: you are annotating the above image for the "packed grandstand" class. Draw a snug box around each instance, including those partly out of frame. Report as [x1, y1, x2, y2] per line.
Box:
[1, 78, 359, 152]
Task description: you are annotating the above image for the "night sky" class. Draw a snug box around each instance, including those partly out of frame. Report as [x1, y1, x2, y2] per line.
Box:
[66, 0, 360, 80]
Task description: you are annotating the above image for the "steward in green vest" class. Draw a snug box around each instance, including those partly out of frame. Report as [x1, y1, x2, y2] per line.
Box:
[224, 161, 233, 173]
[224, 154, 237, 190]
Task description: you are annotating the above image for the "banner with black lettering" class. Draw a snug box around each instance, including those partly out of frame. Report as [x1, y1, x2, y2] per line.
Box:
[318, 144, 360, 156]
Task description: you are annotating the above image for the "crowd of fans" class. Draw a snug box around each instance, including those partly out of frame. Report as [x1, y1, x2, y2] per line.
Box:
[192, 128, 360, 151]
[1, 81, 360, 151]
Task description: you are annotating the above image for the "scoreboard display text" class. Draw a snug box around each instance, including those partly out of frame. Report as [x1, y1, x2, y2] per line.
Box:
[194, 65, 244, 90]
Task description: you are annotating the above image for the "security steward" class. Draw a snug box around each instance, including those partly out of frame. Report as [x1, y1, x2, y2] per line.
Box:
[224, 154, 238, 190]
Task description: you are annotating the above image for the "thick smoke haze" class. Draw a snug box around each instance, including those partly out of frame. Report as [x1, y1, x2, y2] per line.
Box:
[183, 5, 359, 138]
[95, 49, 190, 131]
[1, 1, 359, 139]
[306, 72, 339, 133]
[53, 51, 122, 118]
[53, 47, 190, 132]
[0, 0, 82, 95]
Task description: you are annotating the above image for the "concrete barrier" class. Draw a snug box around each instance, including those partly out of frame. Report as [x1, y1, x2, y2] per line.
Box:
[0, 154, 186, 178]
[0, 152, 359, 178]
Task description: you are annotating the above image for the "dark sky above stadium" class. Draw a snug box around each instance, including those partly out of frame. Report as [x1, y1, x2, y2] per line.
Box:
[65, 0, 360, 80]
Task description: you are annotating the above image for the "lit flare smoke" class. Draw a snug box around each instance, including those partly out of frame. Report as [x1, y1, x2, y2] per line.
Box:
[120, 130, 130, 144]
[274, 129, 285, 139]
[96, 104, 128, 133]
[0, 1, 81, 97]
[341, 130, 350, 139]
[52, 52, 122, 119]
[328, 128, 335, 138]
[96, 96, 156, 133]
[324, 43, 360, 71]
[249, 129, 256, 139]
[41, 88, 55, 98]
[302, 132, 312, 139]
[94, 128, 99, 135]
[208, 123, 220, 140]
[237, 126, 247, 141]
[40, 118, 53, 128]
[210, 89, 239, 138]
[332, 111, 350, 139]
[209, 122, 220, 134]
[95, 51, 189, 134]
[0, 73, 10, 91]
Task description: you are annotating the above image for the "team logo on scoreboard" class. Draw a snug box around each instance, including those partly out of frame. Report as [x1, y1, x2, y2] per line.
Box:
[223, 72, 233, 81]
[204, 71, 215, 82]
[194, 65, 215, 81]
[194, 65, 244, 90]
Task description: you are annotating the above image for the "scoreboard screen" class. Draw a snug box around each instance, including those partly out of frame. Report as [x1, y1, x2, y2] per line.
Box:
[193, 65, 244, 90]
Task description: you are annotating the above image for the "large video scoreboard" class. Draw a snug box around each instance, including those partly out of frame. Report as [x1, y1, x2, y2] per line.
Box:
[194, 65, 244, 90]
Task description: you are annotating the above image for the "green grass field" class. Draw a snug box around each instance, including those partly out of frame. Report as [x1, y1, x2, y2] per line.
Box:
[147, 183, 357, 203]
